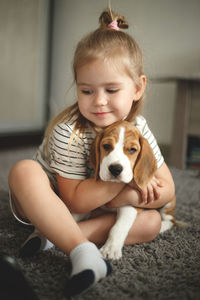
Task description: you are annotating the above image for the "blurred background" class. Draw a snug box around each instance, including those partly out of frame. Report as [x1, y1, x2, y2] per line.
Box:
[0, 0, 200, 184]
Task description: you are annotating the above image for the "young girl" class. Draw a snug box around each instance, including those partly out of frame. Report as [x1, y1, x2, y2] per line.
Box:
[8, 9, 175, 297]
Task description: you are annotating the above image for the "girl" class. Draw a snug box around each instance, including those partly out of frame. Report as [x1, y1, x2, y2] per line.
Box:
[8, 9, 175, 297]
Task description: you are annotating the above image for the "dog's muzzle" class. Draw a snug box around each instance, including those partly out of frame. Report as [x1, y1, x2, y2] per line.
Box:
[108, 164, 123, 177]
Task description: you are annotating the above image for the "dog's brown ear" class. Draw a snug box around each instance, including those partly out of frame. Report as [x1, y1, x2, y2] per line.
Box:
[133, 136, 157, 188]
[90, 132, 103, 180]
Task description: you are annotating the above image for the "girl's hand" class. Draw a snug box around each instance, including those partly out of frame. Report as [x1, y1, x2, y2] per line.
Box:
[129, 176, 164, 204]
[106, 163, 174, 210]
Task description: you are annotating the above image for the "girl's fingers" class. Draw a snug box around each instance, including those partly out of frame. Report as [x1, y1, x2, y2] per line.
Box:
[147, 184, 155, 203]
[145, 181, 161, 203]
[153, 177, 164, 187]
[141, 188, 148, 204]
[153, 185, 160, 200]
[151, 180, 161, 200]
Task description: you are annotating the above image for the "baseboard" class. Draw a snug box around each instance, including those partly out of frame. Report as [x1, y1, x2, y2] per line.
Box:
[0, 130, 44, 148]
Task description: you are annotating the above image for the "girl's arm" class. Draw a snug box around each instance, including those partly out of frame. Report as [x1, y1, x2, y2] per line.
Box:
[57, 162, 174, 213]
[56, 174, 125, 214]
[106, 162, 175, 209]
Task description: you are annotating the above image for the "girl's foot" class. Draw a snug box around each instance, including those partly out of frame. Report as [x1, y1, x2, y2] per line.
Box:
[64, 241, 112, 297]
[19, 228, 54, 257]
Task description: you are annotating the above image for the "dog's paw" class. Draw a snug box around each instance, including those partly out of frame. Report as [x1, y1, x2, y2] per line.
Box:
[100, 243, 122, 260]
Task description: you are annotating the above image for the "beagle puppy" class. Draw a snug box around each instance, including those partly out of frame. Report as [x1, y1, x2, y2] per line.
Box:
[90, 120, 177, 259]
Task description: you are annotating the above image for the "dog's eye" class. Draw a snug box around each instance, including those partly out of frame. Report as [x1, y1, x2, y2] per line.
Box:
[128, 147, 137, 154]
[103, 144, 112, 151]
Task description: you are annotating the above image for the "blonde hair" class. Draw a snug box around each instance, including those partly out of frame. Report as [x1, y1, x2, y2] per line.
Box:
[45, 8, 145, 154]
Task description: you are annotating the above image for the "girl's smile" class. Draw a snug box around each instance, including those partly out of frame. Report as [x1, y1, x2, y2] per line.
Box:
[76, 59, 144, 128]
[93, 112, 111, 117]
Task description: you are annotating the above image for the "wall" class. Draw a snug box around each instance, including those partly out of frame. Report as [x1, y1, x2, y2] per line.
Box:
[1, 0, 199, 144]
[49, 0, 200, 146]
[0, 0, 50, 133]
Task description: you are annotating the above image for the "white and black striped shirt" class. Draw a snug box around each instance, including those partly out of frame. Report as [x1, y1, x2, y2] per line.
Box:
[34, 115, 164, 189]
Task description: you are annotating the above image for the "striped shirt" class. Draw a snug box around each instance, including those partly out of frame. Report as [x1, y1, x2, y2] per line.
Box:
[34, 115, 164, 190]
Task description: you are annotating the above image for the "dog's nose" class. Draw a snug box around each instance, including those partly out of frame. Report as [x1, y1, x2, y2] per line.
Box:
[109, 164, 123, 177]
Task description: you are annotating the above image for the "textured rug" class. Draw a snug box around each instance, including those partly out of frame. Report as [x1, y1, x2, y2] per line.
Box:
[0, 168, 200, 300]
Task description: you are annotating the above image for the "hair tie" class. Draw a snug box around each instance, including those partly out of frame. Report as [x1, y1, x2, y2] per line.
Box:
[108, 20, 119, 31]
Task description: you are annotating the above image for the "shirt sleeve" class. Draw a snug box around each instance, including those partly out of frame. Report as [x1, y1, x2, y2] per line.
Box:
[48, 123, 89, 180]
[135, 116, 164, 168]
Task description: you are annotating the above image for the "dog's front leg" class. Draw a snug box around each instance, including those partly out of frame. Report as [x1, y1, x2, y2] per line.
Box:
[100, 206, 138, 260]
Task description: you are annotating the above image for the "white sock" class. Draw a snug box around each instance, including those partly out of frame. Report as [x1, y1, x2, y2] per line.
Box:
[64, 241, 112, 297]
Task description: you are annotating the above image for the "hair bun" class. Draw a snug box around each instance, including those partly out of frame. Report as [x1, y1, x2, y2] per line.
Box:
[99, 9, 129, 30]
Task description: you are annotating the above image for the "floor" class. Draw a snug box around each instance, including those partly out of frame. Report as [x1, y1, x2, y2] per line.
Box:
[0, 146, 37, 191]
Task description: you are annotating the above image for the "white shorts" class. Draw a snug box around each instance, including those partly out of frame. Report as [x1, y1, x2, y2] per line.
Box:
[9, 190, 32, 226]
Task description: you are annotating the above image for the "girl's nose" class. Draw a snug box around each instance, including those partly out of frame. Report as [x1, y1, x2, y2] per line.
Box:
[93, 92, 107, 106]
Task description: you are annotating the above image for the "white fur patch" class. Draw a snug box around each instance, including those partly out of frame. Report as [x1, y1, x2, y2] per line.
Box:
[99, 126, 133, 183]
[100, 206, 138, 259]
[161, 213, 173, 221]
[160, 220, 173, 233]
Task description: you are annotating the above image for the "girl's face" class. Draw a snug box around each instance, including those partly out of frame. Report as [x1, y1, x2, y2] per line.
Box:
[76, 59, 146, 128]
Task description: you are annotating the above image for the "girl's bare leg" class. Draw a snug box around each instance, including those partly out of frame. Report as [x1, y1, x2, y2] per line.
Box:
[8, 160, 87, 254]
[8, 160, 111, 297]
[78, 209, 161, 246]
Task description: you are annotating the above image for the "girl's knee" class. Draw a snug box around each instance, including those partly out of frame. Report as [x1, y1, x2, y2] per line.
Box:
[142, 209, 161, 242]
[8, 160, 42, 187]
[127, 209, 161, 245]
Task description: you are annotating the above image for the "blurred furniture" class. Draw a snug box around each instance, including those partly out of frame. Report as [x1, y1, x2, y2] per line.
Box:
[152, 75, 200, 169]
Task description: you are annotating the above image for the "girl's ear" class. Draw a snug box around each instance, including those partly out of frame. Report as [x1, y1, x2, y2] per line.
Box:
[133, 75, 146, 102]
[133, 135, 157, 188]
[90, 132, 103, 180]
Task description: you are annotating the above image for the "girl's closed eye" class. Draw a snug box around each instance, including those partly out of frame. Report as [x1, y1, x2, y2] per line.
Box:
[81, 90, 93, 95]
[106, 88, 119, 94]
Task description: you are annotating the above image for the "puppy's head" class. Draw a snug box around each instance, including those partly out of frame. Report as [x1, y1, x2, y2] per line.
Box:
[90, 121, 157, 188]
